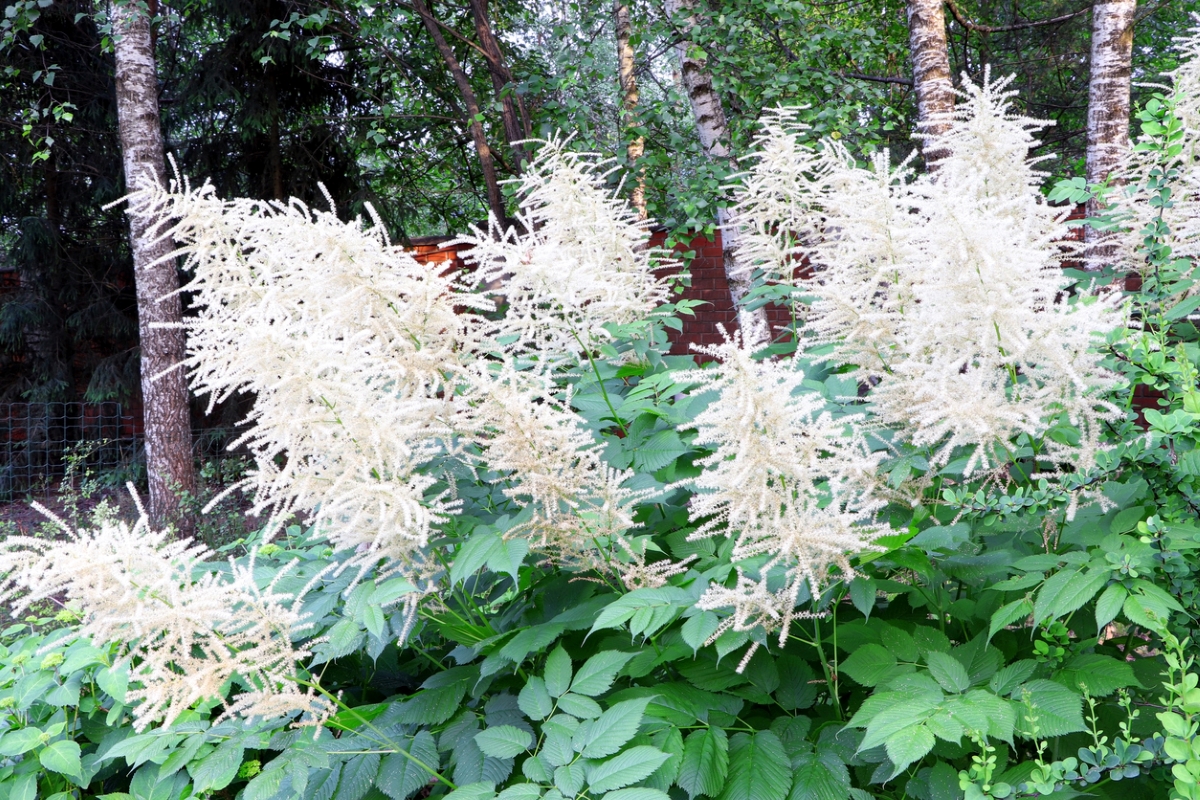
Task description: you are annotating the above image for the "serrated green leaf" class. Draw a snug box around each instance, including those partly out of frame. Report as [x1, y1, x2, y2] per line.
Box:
[571, 652, 636, 697]
[1054, 655, 1140, 697]
[717, 731, 789, 800]
[189, 739, 244, 793]
[632, 430, 688, 472]
[558, 692, 603, 718]
[682, 612, 719, 652]
[885, 726, 934, 777]
[789, 749, 849, 800]
[926, 652, 970, 693]
[1014, 680, 1085, 738]
[677, 728, 729, 799]
[1034, 568, 1107, 625]
[849, 577, 876, 619]
[575, 698, 651, 758]
[839, 644, 896, 687]
[335, 752, 381, 800]
[378, 732, 438, 800]
[587, 745, 670, 793]
[0, 727, 43, 756]
[988, 598, 1032, 641]
[496, 785, 541, 800]
[544, 646, 573, 698]
[475, 726, 533, 759]
[555, 762, 586, 795]
[859, 696, 940, 750]
[1095, 583, 1127, 630]
[40, 739, 82, 779]
[602, 790, 671, 800]
[445, 783, 497, 800]
[589, 588, 691, 637]
[518, 677, 553, 721]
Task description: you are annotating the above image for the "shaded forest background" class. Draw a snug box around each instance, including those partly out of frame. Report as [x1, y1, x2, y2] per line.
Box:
[0, 0, 1195, 407]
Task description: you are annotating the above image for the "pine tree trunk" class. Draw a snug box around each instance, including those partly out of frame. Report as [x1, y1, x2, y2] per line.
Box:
[906, 0, 955, 168]
[112, 0, 195, 529]
[1085, 0, 1136, 265]
[614, 0, 647, 220]
[413, 0, 507, 226]
[665, 0, 768, 343]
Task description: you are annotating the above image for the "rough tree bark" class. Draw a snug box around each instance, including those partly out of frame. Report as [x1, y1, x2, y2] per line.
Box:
[614, 0, 647, 219]
[665, 0, 768, 342]
[1086, 0, 1136, 266]
[906, 0, 956, 168]
[112, 0, 195, 528]
[413, 0, 507, 225]
[467, 0, 531, 174]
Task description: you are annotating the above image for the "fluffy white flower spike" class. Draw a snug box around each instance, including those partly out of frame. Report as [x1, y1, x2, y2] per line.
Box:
[680, 325, 888, 645]
[137, 182, 486, 576]
[734, 74, 1124, 474]
[459, 139, 671, 362]
[0, 495, 329, 730]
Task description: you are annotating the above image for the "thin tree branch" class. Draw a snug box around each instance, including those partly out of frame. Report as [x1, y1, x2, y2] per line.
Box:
[944, 0, 1091, 33]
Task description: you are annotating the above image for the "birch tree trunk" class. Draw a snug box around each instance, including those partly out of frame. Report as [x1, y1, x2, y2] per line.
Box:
[413, 0, 507, 226]
[614, 0, 646, 220]
[906, 0, 955, 168]
[665, 0, 768, 343]
[112, 0, 195, 528]
[1086, 0, 1136, 265]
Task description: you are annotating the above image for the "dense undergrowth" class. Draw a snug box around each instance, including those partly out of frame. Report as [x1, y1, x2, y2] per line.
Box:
[3, 22, 1200, 800]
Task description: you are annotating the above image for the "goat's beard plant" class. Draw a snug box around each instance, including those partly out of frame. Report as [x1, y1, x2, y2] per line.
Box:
[0, 70, 1132, 744]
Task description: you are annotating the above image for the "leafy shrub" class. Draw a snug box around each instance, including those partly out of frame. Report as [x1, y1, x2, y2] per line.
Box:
[3, 25, 1200, 800]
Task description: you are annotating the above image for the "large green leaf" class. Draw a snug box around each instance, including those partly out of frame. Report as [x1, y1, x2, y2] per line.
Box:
[717, 731, 790, 800]
[676, 727, 729, 798]
[571, 651, 636, 697]
[839, 644, 896, 687]
[926, 652, 970, 694]
[40, 739, 82, 780]
[789, 749, 850, 800]
[518, 677, 553, 721]
[544, 646, 573, 698]
[1053, 655, 1140, 697]
[378, 732, 438, 800]
[1014, 680, 1085, 739]
[884, 726, 935, 777]
[188, 739, 244, 793]
[575, 698, 652, 758]
[590, 588, 692, 638]
[475, 727, 533, 759]
[587, 745, 671, 793]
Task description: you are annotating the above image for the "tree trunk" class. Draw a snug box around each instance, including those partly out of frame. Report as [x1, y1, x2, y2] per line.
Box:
[467, 0, 530, 174]
[413, 0, 507, 226]
[1085, 0, 1136, 266]
[664, 0, 768, 343]
[906, 0, 956, 168]
[112, 0, 195, 529]
[614, 0, 646, 220]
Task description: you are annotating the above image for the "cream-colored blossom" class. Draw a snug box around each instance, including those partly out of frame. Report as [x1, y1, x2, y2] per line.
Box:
[733, 74, 1125, 474]
[0, 496, 328, 730]
[680, 326, 887, 646]
[458, 139, 671, 362]
[135, 181, 486, 569]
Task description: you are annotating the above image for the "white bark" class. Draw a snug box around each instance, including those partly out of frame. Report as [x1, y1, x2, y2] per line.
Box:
[665, 0, 768, 344]
[112, 0, 195, 527]
[906, 0, 955, 168]
[615, 0, 647, 219]
[1086, 0, 1136, 263]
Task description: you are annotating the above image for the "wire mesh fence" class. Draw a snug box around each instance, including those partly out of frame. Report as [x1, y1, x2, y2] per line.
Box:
[0, 402, 251, 503]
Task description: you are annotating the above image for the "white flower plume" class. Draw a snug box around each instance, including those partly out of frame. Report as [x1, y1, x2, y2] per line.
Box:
[458, 138, 671, 362]
[0, 497, 328, 730]
[138, 182, 488, 573]
[733, 74, 1124, 473]
[680, 326, 888, 645]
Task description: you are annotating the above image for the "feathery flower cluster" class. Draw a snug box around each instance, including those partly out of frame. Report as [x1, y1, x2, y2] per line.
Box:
[733, 74, 1124, 473]
[458, 139, 671, 362]
[139, 182, 487, 581]
[680, 326, 888, 647]
[1108, 17, 1200, 278]
[461, 365, 645, 570]
[0, 496, 327, 730]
